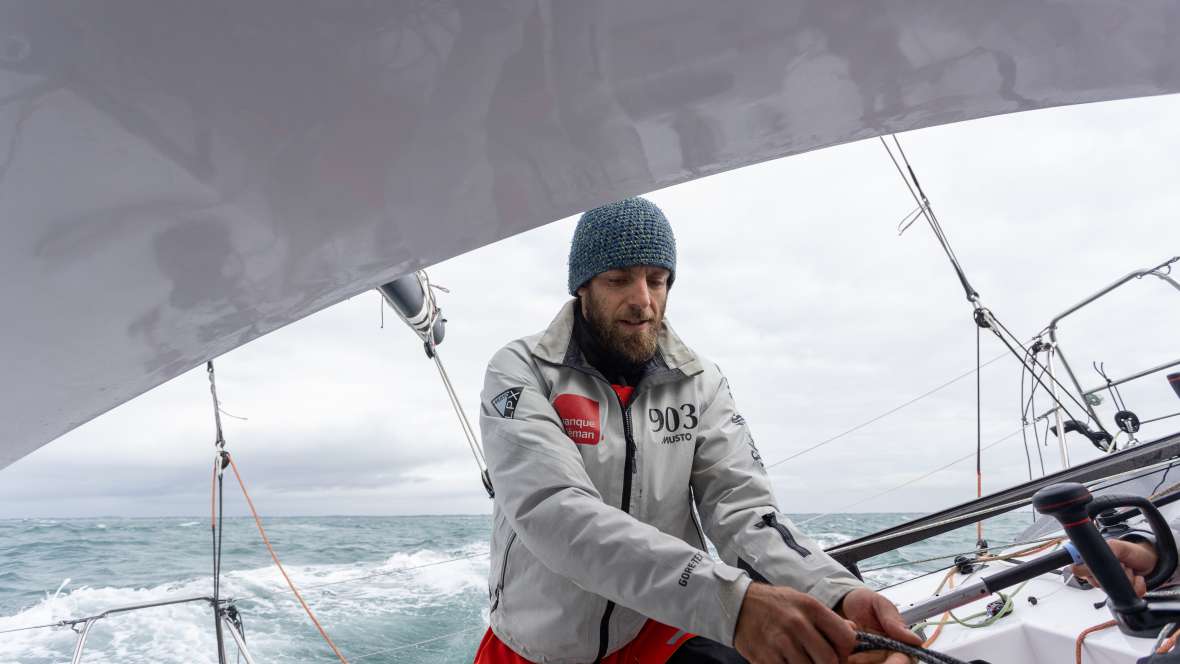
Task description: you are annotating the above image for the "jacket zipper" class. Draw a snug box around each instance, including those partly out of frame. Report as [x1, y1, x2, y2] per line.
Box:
[595, 390, 637, 663]
[688, 488, 708, 550]
[490, 531, 517, 613]
[756, 512, 811, 557]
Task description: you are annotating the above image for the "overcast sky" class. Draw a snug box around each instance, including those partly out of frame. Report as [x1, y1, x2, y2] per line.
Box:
[3, 93, 1179, 519]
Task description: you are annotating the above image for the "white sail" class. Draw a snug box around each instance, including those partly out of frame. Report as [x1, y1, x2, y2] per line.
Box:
[2, 1, 1179, 467]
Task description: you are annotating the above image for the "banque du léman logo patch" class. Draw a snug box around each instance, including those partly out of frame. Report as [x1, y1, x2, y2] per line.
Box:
[553, 394, 600, 445]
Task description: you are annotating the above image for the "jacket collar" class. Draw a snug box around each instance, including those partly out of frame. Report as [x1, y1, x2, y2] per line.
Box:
[531, 299, 703, 379]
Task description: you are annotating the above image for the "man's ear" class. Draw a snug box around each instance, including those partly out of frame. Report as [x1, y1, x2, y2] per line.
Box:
[575, 288, 588, 317]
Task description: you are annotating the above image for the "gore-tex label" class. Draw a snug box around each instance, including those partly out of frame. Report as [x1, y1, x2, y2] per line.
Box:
[553, 393, 600, 445]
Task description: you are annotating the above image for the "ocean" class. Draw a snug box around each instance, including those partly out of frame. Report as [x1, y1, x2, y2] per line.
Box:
[0, 513, 1034, 663]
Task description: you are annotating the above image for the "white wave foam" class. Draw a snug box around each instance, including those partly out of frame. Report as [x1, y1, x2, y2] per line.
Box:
[178, 521, 199, 528]
[0, 546, 492, 663]
[807, 531, 852, 548]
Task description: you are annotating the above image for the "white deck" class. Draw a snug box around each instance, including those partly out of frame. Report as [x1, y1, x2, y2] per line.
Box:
[885, 565, 1159, 663]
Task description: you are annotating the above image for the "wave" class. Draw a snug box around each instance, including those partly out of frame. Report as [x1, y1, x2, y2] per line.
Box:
[0, 545, 491, 664]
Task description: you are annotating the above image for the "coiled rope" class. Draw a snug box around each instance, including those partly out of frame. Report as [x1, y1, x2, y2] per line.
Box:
[855, 631, 974, 664]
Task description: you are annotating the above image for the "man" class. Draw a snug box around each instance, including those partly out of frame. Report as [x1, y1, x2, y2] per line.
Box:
[1071, 538, 1160, 597]
[476, 197, 919, 663]
[1071, 528, 1179, 597]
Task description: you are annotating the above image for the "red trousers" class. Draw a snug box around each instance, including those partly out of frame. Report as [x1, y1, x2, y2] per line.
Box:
[474, 620, 695, 664]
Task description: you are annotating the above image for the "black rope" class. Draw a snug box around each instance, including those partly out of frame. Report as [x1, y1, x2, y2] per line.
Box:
[855, 631, 975, 664]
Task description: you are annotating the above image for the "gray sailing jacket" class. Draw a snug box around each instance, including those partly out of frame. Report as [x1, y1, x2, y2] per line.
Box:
[481, 301, 864, 663]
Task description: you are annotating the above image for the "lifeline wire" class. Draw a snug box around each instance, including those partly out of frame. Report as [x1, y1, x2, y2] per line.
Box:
[859, 535, 1063, 574]
[766, 351, 1008, 470]
[858, 457, 1180, 590]
[798, 428, 1024, 526]
[350, 625, 486, 661]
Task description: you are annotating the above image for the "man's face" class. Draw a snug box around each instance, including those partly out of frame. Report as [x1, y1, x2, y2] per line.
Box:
[577, 265, 670, 364]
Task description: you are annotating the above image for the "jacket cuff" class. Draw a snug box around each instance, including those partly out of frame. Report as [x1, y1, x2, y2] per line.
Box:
[809, 576, 867, 611]
[1120, 529, 1156, 547]
[707, 565, 752, 648]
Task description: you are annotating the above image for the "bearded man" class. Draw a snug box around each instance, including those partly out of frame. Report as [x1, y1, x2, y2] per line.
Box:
[476, 197, 918, 664]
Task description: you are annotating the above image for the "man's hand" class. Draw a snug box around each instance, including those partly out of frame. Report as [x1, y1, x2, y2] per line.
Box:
[838, 588, 922, 664]
[1070, 538, 1158, 597]
[735, 583, 857, 664]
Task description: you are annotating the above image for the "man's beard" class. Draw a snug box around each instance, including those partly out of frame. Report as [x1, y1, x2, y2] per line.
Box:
[582, 291, 661, 366]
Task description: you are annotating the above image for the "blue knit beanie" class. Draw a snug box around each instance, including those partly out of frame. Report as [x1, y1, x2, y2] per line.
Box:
[567, 197, 677, 295]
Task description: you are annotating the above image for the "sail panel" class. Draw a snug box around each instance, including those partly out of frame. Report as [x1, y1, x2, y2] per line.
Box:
[2, 0, 1179, 467]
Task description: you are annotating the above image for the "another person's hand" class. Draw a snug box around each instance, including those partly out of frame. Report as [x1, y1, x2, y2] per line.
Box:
[837, 588, 922, 664]
[1070, 538, 1158, 597]
[735, 583, 857, 664]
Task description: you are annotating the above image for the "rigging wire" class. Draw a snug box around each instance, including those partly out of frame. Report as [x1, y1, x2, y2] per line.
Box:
[349, 625, 486, 661]
[765, 351, 1008, 470]
[985, 310, 1095, 430]
[1144, 411, 1180, 426]
[1018, 359, 1036, 484]
[849, 456, 1180, 592]
[858, 535, 1064, 574]
[204, 360, 348, 663]
[882, 134, 1108, 476]
[879, 136, 977, 305]
[1021, 347, 1049, 478]
[431, 350, 489, 478]
[206, 361, 229, 664]
[798, 428, 1024, 526]
[1095, 362, 1129, 413]
[975, 322, 983, 543]
[383, 272, 493, 497]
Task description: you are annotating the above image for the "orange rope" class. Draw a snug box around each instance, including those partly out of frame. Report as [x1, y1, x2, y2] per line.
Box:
[226, 453, 350, 664]
[921, 569, 957, 648]
[980, 539, 1061, 562]
[1075, 620, 1117, 664]
[976, 473, 983, 543]
[1158, 629, 1180, 654]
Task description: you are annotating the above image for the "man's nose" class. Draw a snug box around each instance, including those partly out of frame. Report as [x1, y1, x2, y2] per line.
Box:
[625, 279, 652, 310]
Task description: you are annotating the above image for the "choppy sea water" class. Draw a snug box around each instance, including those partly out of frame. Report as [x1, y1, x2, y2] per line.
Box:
[0, 513, 1033, 663]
